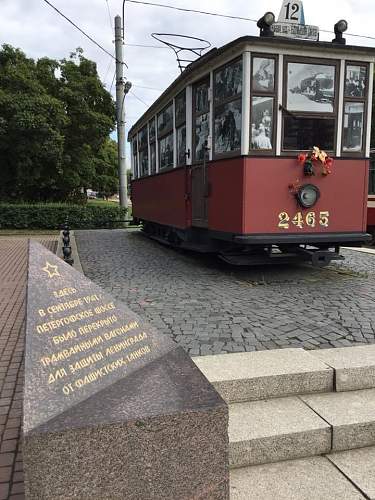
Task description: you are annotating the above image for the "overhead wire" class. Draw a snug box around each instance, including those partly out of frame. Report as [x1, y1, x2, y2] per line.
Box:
[105, 0, 114, 36]
[125, 0, 375, 43]
[41, 0, 128, 67]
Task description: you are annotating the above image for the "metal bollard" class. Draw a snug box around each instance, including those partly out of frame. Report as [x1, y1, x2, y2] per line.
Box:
[61, 221, 74, 266]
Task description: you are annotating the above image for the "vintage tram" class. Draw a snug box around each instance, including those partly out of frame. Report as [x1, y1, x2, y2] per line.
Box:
[128, 5, 375, 266]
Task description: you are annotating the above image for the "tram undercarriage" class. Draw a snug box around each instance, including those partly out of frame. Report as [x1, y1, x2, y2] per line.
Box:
[140, 220, 370, 267]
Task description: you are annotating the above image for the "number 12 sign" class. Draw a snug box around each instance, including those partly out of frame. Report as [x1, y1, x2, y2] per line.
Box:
[277, 0, 305, 25]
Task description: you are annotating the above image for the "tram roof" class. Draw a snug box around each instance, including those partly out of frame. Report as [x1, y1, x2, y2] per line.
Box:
[128, 34, 375, 139]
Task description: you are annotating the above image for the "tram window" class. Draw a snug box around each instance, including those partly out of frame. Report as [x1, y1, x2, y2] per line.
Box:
[286, 62, 336, 113]
[345, 65, 367, 99]
[252, 58, 275, 93]
[175, 90, 187, 166]
[138, 126, 149, 177]
[193, 79, 210, 162]
[158, 102, 174, 169]
[213, 58, 243, 157]
[150, 142, 156, 174]
[149, 118, 156, 174]
[132, 137, 138, 178]
[250, 97, 274, 150]
[283, 117, 335, 151]
[342, 102, 364, 153]
[159, 133, 174, 170]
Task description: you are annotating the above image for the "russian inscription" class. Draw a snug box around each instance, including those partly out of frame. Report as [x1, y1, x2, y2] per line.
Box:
[24, 241, 176, 433]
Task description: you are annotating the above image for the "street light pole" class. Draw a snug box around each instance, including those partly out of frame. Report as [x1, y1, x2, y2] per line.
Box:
[114, 15, 128, 209]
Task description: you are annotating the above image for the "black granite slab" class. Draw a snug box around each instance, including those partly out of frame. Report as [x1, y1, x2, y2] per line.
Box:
[25, 240, 177, 433]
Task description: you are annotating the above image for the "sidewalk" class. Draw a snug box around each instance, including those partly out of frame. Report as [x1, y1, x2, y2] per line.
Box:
[0, 237, 57, 499]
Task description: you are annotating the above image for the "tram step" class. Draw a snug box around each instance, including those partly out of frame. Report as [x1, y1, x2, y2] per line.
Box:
[193, 348, 333, 404]
[228, 396, 331, 468]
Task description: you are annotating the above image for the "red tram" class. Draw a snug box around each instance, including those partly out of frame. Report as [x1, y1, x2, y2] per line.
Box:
[128, 9, 375, 266]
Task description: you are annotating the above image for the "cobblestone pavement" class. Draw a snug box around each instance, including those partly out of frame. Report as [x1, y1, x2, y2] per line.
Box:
[0, 237, 57, 500]
[75, 229, 375, 357]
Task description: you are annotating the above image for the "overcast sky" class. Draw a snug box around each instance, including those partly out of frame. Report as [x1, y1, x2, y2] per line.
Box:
[1, 0, 375, 161]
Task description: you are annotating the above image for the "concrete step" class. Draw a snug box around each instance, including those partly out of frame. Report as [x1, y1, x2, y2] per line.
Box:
[228, 396, 331, 468]
[310, 345, 375, 392]
[301, 388, 375, 451]
[230, 456, 368, 500]
[193, 348, 333, 403]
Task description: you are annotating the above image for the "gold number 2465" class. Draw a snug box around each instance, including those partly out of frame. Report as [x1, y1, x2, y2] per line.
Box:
[278, 211, 329, 229]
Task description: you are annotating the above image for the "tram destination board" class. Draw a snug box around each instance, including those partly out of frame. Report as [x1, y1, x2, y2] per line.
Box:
[24, 240, 176, 434]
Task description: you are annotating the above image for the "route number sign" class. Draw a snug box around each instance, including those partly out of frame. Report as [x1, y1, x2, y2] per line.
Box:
[278, 0, 305, 24]
[272, 0, 319, 41]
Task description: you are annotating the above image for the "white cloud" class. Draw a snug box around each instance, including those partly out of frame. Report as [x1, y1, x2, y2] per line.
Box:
[1, 0, 375, 161]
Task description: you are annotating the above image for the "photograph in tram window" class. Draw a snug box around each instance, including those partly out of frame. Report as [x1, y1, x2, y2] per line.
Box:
[214, 100, 242, 154]
[150, 142, 156, 174]
[195, 113, 210, 161]
[177, 125, 186, 165]
[252, 58, 275, 93]
[195, 83, 209, 114]
[250, 97, 273, 150]
[215, 60, 243, 102]
[157, 103, 173, 136]
[343, 102, 364, 152]
[175, 92, 186, 125]
[287, 63, 335, 112]
[138, 127, 148, 150]
[139, 149, 149, 176]
[345, 65, 367, 98]
[159, 133, 174, 169]
[149, 119, 156, 142]
[132, 138, 138, 153]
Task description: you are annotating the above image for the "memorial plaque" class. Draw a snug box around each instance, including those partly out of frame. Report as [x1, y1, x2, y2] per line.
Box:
[24, 240, 177, 433]
[24, 241, 229, 499]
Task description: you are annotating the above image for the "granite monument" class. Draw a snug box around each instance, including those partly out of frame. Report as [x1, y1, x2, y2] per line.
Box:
[23, 240, 229, 499]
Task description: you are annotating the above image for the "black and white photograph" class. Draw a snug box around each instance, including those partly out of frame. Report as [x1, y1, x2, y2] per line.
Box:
[149, 119, 156, 142]
[139, 149, 149, 177]
[194, 82, 209, 114]
[287, 62, 336, 112]
[175, 91, 186, 125]
[215, 59, 242, 102]
[214, 100, 242, 154]
[345, 65, 367, 98]
[159, 133, 173, 169]
[195, 113, 210, 161]
[177, 125, 186, 165]
[250, 97, 274, 150]
[157, 103, 173, 136]
[138, 126, 148, 150]
[150, 142, 156, 174]
[343, 102, 364, 152]
[252, 57, 275, 92]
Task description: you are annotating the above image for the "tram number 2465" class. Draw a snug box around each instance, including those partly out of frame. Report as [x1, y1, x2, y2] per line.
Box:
[278, 211, 329, 230]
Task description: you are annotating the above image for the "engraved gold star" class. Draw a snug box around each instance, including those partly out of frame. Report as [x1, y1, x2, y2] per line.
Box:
[42, 262, 61, 279]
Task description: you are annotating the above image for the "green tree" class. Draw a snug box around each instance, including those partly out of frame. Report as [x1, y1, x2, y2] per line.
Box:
[91, 138, 119, 198]
[0, 45, 117, 202]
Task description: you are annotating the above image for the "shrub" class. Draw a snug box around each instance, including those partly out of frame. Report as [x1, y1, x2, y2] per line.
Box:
[0, 203, 127, 229]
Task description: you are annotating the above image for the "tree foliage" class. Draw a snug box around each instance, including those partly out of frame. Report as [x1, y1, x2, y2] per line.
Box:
[0, 45, 117, 201]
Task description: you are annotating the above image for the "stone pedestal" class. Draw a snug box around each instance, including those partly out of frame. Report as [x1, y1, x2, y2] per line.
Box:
[23, 242, 229, 499]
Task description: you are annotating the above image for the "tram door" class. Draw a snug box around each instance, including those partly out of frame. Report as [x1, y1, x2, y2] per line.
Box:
[191, 162, 208, 228]
[191, 78, 210, 228]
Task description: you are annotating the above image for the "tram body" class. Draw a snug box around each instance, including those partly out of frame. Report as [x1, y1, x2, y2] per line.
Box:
[128, 33, 375, 265]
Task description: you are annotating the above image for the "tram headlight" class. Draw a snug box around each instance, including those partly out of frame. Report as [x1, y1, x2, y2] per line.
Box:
[332, 19, 348, 45]
[297, 184, 320, 209]
[257, 12, 275, 37]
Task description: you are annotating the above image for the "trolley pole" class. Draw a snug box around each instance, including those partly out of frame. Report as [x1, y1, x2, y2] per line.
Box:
[114, 15, 128, 209]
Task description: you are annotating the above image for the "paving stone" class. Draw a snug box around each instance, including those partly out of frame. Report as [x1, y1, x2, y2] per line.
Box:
[193, 349, 332, 403]
[230, 456, 366, 500]
[310, 345, 375, 391]
[228, 397, 330, 468]
[301, 389, 375, 451]
[328, 446, 375, 500]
